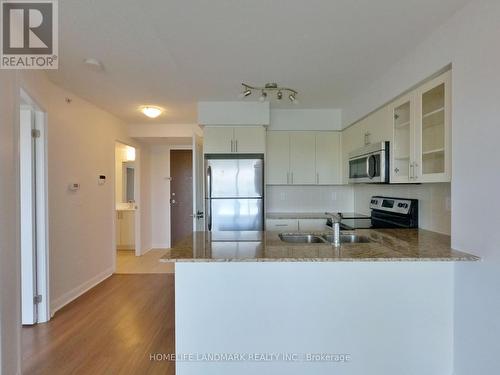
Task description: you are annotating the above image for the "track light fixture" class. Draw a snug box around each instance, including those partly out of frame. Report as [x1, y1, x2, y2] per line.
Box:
[239, 83, 298, 103]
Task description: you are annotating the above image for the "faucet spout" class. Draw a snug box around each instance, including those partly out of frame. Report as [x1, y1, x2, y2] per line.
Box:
[325, 212, 343, 247]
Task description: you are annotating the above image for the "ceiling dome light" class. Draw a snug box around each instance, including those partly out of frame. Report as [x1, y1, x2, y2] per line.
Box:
[141, 106, 163, 118]
[259, 90, 267, 102]
[83, 57, 104, 71]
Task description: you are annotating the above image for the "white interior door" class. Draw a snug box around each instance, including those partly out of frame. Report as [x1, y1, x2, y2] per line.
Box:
[20, 108, 37, 325]
[192, 133, 205, 231]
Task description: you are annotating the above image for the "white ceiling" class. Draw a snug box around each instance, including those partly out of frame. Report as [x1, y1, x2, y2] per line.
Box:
[47, 0, 469, 124]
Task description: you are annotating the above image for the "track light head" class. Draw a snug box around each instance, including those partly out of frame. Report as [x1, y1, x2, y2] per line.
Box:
[277, 90, 283, 100]
[259, 90, 267, 102]
[238, 88, 252, 98]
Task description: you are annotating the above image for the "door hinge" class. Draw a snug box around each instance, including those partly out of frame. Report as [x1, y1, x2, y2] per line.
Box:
[32, 129, 41, 138]
[34, 295, 42, 304]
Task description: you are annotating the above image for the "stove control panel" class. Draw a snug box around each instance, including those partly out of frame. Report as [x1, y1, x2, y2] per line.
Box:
[370, 196, 413, 214]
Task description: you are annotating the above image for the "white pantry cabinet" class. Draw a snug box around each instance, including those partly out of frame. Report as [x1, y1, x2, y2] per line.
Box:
[389, 71, 451, 183]
[204, 126, 265, 154]
[266, 131, 341, 185]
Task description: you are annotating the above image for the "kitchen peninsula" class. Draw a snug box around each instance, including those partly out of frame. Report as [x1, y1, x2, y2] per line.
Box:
[162, 229, 478, 375]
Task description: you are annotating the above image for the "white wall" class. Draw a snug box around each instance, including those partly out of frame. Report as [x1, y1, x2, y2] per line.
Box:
[266, 185, 353, 213]
[341, 1, 500, 373]
[354, 183, 451, 235]
[150, 144, 192, 248]
[16, 71, 144, 314]
[270, 109, 342, 131]
[0, 70, 21, 375]
[198, 101, 270, 125]
[139, 146, 152, 253]
[127, 123, 202, 138]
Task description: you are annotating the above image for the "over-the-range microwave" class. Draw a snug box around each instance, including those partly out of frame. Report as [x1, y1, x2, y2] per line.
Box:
[348, 141, 390, 183]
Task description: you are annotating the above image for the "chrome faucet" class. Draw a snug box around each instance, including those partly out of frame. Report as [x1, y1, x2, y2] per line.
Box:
[325, 212, 343, 247]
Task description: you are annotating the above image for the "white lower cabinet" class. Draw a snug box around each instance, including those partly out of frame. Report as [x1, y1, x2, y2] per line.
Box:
[116, 210, 135, 250]
[266, 218, 328, 232]
[266, 219, 299, 232]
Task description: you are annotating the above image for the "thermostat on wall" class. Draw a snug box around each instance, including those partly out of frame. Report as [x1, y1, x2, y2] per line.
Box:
[68, 183, 80, 191]
[98, 175, 106, 185]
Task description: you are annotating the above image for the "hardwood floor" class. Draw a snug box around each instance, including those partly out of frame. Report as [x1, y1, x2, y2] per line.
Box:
[116, 250, 175, 274]
[22, 274, 175, 375]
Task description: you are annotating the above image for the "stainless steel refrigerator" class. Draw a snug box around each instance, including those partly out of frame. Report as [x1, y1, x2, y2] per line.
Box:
[205, 155, 264, 232]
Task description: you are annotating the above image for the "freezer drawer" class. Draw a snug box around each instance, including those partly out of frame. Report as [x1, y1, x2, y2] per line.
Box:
[207, 198, 264, 231]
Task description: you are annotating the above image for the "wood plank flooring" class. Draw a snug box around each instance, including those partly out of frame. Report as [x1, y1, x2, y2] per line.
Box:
[116, 250, 175, 274]
[22, 274, 175, 375]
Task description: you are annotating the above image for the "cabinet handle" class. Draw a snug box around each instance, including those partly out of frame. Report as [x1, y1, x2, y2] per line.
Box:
[409, 162, 414, 180]
[230, 139, 233, 152]
[275, 224, 288, 227]
[235, 139, 238, 152]
[413, 162, 419, 180]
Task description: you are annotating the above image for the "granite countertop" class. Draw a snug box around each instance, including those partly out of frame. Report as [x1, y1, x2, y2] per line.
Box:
[160, 229, 480, 263]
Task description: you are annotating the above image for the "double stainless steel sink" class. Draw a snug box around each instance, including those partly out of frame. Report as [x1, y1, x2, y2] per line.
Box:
[279, 233, 371, 244]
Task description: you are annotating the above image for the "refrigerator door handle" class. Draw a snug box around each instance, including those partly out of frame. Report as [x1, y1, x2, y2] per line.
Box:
[207, 166, 212, 231]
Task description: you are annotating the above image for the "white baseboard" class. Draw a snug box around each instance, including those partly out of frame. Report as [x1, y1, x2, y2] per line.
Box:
[50, 266, 113, 316]
[152, 243, 170, 249]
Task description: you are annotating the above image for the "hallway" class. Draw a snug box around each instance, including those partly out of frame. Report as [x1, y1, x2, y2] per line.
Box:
[22, 275, 175, 375]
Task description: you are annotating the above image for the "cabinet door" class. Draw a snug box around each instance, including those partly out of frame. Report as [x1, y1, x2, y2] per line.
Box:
[290, 132, 316, 185]
[121, 211, 135, 249]
[341, 122, 365, 184]
[266, 131, 290, 184]
[203, 127, 234, 153]
[234, 127, 266, 153]
[266, 219, 299, 232]
[365, 106, 392, 144]
[390, 94, 415, 183]
[415, 71, 451, 182]
[315, 132, 341, 184]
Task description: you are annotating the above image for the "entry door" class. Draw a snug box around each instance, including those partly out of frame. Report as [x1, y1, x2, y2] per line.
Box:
[170, 150, 193, 247]
[192, 134, 204, 231]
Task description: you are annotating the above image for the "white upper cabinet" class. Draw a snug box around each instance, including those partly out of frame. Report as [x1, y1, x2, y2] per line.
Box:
[266, 131, 341, 185]
[233, 126, 266, 153]
[316, 132, 341, 184]
[390, 94, 415, 183]
[389, 71, 451, 183]
[203, 127, 234, 153]
[266, 131, 290, 185]
[290, 132, 316, 185]
[204, 126, 265, 154]
[415, 71, 451, 182]
[341, 106, 391, 183]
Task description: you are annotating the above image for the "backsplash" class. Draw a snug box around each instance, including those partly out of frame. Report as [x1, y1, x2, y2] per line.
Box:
[354, 183, 451, 235]
[266, 185, 354, 213]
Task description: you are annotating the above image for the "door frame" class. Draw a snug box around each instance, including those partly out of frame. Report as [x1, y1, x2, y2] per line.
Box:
[113, 141, 141, 267]
[19, 88, 50, 323]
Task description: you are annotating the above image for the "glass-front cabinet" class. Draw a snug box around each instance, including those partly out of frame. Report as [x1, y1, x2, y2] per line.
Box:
[390, 94, 414, 183]
[389, 70, 451, 183]
[415, 71, 451, 182]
